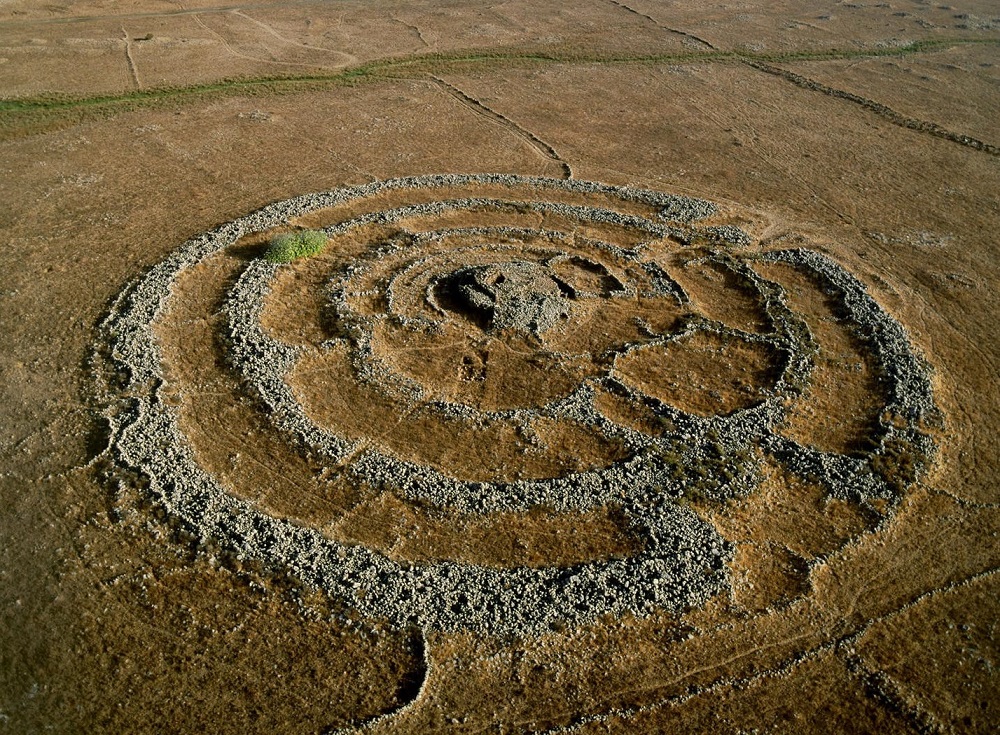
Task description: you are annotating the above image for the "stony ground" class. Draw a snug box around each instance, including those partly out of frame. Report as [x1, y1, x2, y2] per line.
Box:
[1, 1, 998, 733]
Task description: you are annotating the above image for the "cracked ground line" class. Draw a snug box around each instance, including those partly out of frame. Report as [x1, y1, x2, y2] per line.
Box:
[121, 26, 141, 89]
[430, 76, 574, 179]
[744, 60, 1000, 158]
[392, 17, 430, 49]
[325, 627, 432, 735]
[606, 0, 718, 49]
[832, 566, 1000, 735]
[539, 565, 999, 734]
[842, 652, 946, 735]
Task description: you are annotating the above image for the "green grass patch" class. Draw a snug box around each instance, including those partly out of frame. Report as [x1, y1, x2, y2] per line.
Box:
[264, 230, 328, 263]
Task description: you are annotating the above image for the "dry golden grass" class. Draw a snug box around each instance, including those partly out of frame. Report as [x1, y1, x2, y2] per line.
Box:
[2, 1, 998, 733]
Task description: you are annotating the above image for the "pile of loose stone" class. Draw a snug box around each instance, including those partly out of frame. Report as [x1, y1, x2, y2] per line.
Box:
[96, 174, 936, 635]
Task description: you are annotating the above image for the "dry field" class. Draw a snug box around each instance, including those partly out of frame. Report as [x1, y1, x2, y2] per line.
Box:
[1, 1, 998, 733]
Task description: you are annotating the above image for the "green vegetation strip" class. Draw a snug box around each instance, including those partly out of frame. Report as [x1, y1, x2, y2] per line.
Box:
[1, 37, 994, 119]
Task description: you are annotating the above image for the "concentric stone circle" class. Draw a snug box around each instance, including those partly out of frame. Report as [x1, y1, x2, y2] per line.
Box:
[97, 174, 937, 635]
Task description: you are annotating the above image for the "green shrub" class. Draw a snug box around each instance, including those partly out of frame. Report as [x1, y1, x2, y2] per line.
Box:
[264, 229, 328, 263]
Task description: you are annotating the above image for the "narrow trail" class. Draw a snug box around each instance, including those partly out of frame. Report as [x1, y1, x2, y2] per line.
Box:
[192, 12, 351, 70]
[430, 76, 573, 179]
[230, 8, 355, 61]
[745, 60, 1000, 158]
[121, 26, 141, 90]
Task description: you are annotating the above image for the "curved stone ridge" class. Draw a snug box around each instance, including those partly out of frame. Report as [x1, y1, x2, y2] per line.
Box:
[96, 174, 937, 634]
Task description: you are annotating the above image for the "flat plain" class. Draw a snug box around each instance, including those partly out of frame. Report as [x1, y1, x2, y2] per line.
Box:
[1, 1, 998, 733]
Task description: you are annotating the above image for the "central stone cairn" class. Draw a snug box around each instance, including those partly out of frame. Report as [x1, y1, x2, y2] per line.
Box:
[96, 174, 937, 636]
[441, 261, 571, 335]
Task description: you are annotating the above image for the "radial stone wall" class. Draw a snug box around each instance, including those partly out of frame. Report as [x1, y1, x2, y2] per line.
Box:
[96, 174, 936, 636]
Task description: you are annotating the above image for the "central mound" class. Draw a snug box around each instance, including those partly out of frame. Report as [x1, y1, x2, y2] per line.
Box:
[437, 260, 571, 335]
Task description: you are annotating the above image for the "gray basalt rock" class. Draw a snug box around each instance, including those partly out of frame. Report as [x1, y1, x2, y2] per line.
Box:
[440, 260, 572, 335]
[94, 174, 936, 635]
